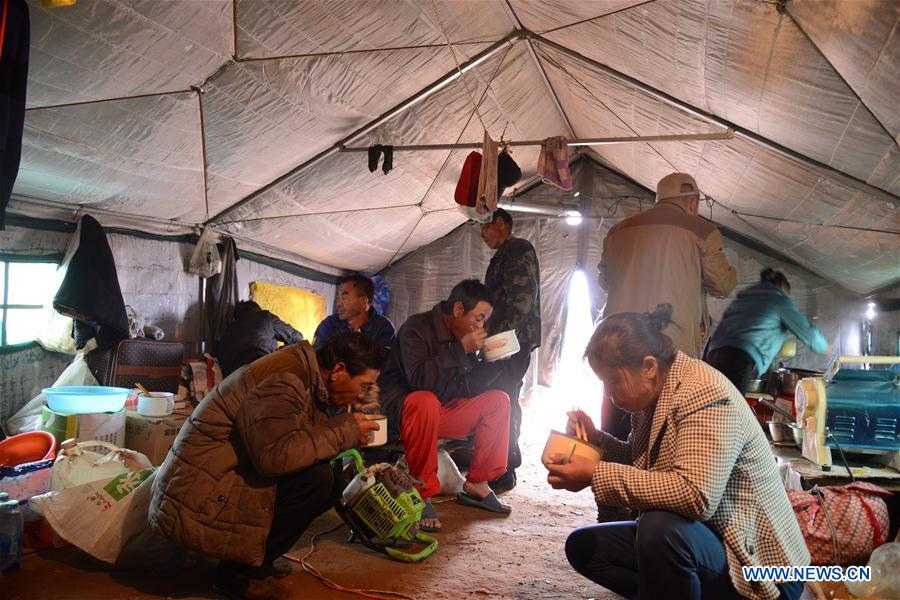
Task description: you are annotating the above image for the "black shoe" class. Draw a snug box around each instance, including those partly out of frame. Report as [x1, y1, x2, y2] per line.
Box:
[488, 471, 516, 494]
[213, 570, 291, 600]
[247, 559, 292, 579]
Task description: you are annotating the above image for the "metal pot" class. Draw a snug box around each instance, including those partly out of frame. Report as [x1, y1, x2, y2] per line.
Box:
[746, 378, 766, 394]
[767, 420, 804, 447]
[773, 368, 822, 396]
[792, 425, 803, 447]
[768, 421, 793, 444]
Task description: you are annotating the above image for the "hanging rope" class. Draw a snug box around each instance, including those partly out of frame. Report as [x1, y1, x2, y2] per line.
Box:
[538, 0, 659, 36]
[384, 42, 512, 267]
[430, 0, 489, 132]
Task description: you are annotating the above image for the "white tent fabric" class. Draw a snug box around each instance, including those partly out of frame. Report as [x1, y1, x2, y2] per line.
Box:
[9, 0, 898, 293]
[384, 158, 865, 387]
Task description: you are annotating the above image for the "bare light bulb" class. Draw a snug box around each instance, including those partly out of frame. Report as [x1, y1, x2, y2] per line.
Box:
[565, 210, 582, 226]
[866, 302, 876, 321]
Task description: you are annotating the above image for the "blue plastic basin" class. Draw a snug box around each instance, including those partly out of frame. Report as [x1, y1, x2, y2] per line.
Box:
[42, 386, 130, 415]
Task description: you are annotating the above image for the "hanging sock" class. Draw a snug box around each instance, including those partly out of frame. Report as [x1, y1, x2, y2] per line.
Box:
[367, 144, 394, 175]
[538, 136, 573, 191]
[476, 131, 498, 216]
[381, 145, 393, 175]
[368, 144, 383, 172]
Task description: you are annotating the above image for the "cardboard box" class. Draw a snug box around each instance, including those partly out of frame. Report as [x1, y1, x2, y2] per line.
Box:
[123, 409, 189, 466]
[40, 405, 126, 451]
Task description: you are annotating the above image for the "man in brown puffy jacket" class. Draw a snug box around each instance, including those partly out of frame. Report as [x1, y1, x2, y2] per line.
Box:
[150, 333, 384, 600]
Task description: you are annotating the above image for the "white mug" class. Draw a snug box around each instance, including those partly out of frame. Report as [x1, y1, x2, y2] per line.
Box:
[138, 392, 175, 417]
[363, 414, 388, 447]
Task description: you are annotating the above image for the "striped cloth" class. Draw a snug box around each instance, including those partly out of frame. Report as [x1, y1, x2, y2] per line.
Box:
[538, 136, 572, 190]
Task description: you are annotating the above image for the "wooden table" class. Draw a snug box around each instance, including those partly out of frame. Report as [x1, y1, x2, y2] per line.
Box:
[771, 443, 900, 492]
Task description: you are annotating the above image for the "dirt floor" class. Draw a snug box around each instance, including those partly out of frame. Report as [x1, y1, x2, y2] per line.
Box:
[4, 392, 623, 600]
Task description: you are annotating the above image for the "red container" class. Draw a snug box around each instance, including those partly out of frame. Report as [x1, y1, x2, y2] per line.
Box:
[0, 431, 57, 467]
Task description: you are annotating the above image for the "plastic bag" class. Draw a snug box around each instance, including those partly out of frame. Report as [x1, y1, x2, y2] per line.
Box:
[30, 468, 156, 564]
[0, 459, 55, 519]
[50, 439, 152, 491]
[436, 448, 465, 495]
[4, 354, 99, 437]
[789, 481, 892, 565]
[188, 228, 222, 279]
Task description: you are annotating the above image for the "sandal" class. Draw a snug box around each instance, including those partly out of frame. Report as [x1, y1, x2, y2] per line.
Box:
[456, 489, 512, 514]
[419, 499, 442, 533]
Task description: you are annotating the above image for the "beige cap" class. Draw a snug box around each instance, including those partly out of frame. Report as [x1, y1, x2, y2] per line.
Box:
[656, 172, 699, 202]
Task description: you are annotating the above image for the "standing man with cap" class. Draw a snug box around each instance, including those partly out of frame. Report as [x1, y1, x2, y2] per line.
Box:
[479, 208, 541, 493]
[597, 172, 736, 440]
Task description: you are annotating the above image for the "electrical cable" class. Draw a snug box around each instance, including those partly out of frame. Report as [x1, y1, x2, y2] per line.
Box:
[282, 524, 417, 600]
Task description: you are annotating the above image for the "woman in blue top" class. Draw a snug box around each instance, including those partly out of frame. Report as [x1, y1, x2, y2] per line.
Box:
[706, 268, 829, 396]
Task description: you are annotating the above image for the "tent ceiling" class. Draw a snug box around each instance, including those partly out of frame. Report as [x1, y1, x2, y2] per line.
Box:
[10, 0, 899, 295]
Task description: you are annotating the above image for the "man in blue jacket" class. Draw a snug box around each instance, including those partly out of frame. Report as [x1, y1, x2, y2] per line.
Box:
[705, 268, 829, 395]
[313, 274, 396, 352]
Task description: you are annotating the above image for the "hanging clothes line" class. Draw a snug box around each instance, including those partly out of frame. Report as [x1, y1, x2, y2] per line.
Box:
[339, 129, 733, 152]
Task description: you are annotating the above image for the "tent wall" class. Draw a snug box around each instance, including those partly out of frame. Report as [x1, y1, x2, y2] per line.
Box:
[0, 223, 337, 425]
[383, 161, 881, 394]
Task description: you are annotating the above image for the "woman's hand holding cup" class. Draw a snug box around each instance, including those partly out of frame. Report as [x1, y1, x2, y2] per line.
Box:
[546, 453, 596, 492]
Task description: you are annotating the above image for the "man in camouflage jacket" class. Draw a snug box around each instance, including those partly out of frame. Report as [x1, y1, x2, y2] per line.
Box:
[479, 208, 541, 492]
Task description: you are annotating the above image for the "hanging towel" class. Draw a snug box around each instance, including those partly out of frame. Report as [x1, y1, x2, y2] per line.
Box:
[475, 131, 498, 216]
[538, 136, 573, 191]
[205, 236, 240, 354]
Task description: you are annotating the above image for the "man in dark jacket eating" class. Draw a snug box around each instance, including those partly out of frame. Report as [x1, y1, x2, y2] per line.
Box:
[378, 279, 512, 533]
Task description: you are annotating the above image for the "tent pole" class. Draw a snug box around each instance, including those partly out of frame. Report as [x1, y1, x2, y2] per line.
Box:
[499, 0, 577, 138]
[339, 130, 733, 152]
[533, 34, 900, 206]
[205, 32, 522, 226]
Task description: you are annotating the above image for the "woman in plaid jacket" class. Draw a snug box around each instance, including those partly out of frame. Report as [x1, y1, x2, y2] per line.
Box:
[546, 305, 809, 600]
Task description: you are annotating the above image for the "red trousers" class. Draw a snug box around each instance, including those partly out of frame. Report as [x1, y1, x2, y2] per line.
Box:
[400, 390, 510, 499]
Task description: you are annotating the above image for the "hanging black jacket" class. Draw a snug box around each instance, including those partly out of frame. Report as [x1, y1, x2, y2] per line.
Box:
[53, 215, 129, 349]
[0, 0, 29, 229]
[215, 302, 302, 377]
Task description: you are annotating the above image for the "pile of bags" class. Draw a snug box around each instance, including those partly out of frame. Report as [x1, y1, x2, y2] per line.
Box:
[0, 436, 185, 569]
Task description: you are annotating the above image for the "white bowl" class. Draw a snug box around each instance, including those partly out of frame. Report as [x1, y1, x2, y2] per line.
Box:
[138, 392, 175, 417]
[483, 329, 520, 362]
